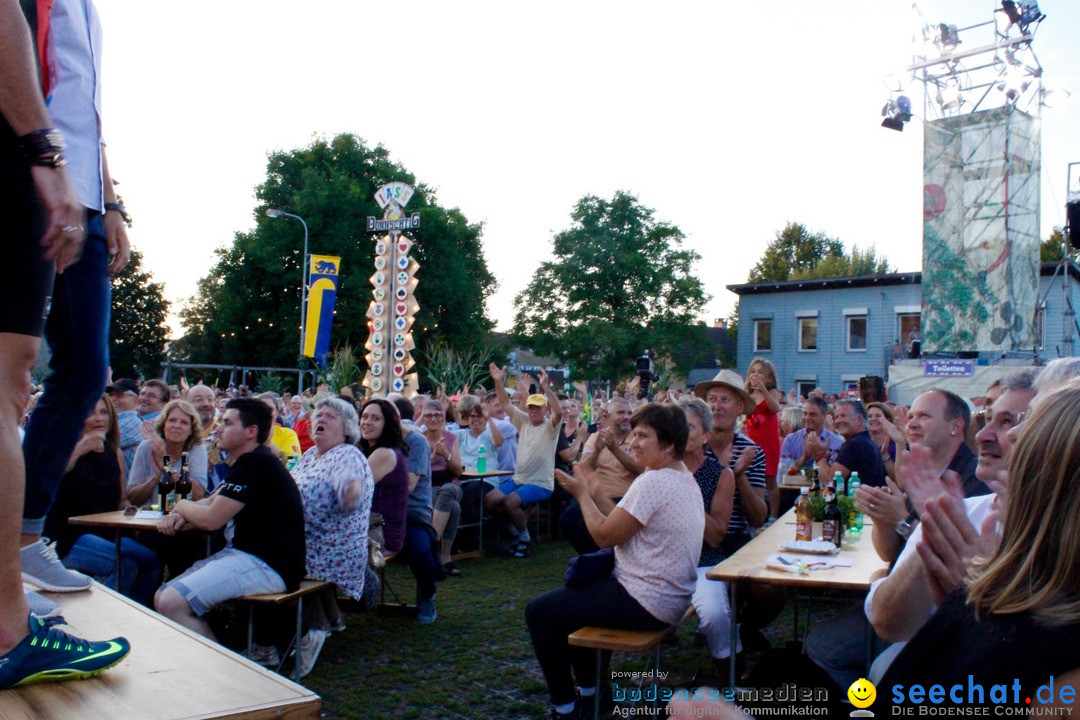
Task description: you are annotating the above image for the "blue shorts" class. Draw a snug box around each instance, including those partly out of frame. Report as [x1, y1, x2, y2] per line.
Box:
[498, 478, 552, 506]
[164, 547, 285, 616]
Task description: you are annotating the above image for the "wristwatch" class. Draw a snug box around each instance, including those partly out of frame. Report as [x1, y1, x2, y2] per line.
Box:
[896, 512, 919, 540]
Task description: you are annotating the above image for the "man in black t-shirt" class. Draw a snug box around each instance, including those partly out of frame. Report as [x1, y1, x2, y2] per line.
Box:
[154, 399, 306, 641]
[811, 398, 885, 488]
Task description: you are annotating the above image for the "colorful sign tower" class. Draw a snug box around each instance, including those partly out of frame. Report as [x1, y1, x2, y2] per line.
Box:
[363, 182, 420, 396]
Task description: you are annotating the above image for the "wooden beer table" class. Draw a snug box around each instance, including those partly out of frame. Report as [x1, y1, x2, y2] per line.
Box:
[69, 510, 197, 591]
[455, 469, 513, 559]
[706, 506, 890, 688]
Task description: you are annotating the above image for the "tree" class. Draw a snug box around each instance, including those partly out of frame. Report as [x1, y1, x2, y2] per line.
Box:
[788, 245, 894, 280]
[1040, 227, 1077, 262]
[174, 134, 496, 369]
[512, 191, 710, 382]
[110, 248, 170, 379]
[747, 222, 844, 283]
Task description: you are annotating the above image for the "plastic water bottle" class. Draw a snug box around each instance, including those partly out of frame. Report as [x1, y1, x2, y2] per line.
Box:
[477, 446, 487, 474]
[847, 473, 863, 536]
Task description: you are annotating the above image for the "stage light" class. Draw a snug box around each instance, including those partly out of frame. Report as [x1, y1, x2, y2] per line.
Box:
[997, 57, 1032, 104]
[936, 78, 964, 111]
[999, 0, 1045, 35]
[937, 24, 960, 52]
[881, 95, 912, 131]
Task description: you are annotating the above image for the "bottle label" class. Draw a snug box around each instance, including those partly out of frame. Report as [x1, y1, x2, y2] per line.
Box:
[822, 519, 838, 545]
[795, 520, 812, 542]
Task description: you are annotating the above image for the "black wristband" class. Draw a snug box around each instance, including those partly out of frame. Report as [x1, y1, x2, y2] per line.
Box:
[17, 128, 67, 168]
[104, 202, 130, 222]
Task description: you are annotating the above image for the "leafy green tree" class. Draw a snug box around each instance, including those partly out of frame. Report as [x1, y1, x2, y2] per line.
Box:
[788, 245, 894, 280]
[175, 134, 495, 368]
[747, 222, 845, 283]
[110, 248, 170, 379]
[512, 191, 710, 383]
[1040, 227, 1077, 262]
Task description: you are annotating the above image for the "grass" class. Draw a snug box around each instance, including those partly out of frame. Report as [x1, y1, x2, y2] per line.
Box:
[295, 534, 850, 719]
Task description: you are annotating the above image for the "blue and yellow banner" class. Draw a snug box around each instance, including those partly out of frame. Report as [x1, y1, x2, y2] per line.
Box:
[305, 255, 341, 364]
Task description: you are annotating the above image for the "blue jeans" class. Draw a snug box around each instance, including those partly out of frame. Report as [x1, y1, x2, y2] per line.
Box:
[402, 519, 439, 602]
[22, 213, 111, 534]
[63, 533, 162, 607]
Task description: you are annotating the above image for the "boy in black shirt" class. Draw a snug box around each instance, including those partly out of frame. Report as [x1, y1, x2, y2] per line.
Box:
[155, 399, 305, 640]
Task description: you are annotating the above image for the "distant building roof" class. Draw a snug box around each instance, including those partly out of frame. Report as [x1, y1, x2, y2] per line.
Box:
[726, 261, 1080, 296]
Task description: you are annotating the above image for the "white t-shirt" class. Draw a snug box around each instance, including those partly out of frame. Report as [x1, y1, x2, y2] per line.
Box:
[614, 467, 705, 625]
[509, 406, 559, 491]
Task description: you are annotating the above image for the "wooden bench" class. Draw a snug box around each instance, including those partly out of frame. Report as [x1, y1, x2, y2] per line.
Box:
[376, 550, 419, 617]
[235, 579, 333, 684]
[568, 606, 696, 720]
[1, 582, 319, 719]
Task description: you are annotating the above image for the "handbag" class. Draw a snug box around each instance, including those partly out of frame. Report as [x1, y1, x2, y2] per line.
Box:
[564, 547, 615, 588]
[368, 512, 386, 569]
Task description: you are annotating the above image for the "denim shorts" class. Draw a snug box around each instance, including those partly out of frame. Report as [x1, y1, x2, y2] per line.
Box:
[498, 478, 552, 506]
[165, 547, 285, 616]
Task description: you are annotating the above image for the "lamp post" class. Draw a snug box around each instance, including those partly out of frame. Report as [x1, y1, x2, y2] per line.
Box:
[266, 208, 310, 393]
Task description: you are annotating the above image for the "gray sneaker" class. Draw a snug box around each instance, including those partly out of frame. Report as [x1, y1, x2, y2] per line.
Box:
[248, 644, 281, 669]
[20, 539, 93, 592]
[297, 629, 328, 678]
[24, 589, 63, 620]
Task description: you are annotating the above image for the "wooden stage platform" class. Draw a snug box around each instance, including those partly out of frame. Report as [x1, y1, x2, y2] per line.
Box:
[2, 583, 320, 719]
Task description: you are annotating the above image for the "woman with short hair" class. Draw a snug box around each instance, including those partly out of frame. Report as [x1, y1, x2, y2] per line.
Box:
[527, 403, 704, 719]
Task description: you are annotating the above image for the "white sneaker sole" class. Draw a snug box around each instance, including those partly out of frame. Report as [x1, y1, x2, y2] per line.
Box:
[22, 572, 93, 593]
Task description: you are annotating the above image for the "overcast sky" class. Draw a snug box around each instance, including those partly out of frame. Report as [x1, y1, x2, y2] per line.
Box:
[92, 0, 1080, 335]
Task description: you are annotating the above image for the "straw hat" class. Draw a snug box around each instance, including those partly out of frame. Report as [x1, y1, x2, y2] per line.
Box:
[693, 369, 756, 415]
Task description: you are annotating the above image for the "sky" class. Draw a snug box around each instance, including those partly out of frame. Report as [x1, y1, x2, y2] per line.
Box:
[91, 0, 1080, 337]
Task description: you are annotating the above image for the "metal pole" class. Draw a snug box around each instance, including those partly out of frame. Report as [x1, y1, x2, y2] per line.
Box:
[266, 209, 310, 394]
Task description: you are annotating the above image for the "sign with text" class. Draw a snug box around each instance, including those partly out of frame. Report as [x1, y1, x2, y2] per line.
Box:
[923, 359, 975, 377]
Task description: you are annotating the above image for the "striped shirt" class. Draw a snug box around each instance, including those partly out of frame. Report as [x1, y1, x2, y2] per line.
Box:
[709, 433, 765, 539]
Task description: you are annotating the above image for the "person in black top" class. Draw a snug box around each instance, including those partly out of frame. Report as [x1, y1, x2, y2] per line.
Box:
[812, 398, 885, 488]
[154, 399, 306, 641]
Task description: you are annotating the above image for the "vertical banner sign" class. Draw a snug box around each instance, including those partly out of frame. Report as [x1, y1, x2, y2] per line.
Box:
[364, 182, 421, 396]
[304, 255, 341, 366]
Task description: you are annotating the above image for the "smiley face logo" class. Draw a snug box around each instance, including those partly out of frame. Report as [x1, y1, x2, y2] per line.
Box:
[847, 678, 876, 709]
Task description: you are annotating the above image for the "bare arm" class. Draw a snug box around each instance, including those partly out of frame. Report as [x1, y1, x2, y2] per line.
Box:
[537, 369, 562, 428]
[703, 467, 735, 548]
[556, 469, 643, 548]
[100, 147, 130, 275]
[869, 550, 935, 642]
[172, 493, 244, 532]
[487, 417, 503, 447]
[367, 447, 397, 484]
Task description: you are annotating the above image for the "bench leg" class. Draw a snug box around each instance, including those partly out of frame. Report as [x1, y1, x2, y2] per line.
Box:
[728, 580, 738, 690]
[294, 596, 304, 684]
[246, 604, 254, 660]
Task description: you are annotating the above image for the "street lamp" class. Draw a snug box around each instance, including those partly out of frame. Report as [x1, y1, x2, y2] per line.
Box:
[266, 208, 310, 392]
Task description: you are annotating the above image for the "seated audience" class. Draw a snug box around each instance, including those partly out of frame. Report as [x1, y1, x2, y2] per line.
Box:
[486, 364, 562, 558]
[257, 392, 301, 461]
[867, 401, 903, 481]
[527, 403, 705, 720]
[286, 397, 374, 676]
[154, 399, 307, 642]
[814, 398, 885, 488]
[126, 399, 209, 506]
[45, 396, 160, 606]
[875, 377, 1080, 710]
[681, 397, 739, 677]
[421, 399, 464, 576]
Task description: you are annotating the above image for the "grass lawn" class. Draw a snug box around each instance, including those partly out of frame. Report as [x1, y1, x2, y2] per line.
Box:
[299, 535, 850, 719]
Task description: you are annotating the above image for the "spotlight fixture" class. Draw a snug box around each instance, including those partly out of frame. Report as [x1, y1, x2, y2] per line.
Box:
[881, 95, 912, 131]
[936, 23, 960, 52]
[999, 0, 1045, 35]
[936, 78, 964, 111]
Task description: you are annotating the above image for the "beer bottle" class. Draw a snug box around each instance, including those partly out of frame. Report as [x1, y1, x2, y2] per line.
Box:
[176, 451, 192, 499]
[823, 493, 843, 548]
[795, 487, 813, 542]
[158, 454, 176, 512]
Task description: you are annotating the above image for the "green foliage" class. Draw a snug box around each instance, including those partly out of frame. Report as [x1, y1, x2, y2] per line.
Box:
[322, 344, 360, 393]
[788, 245, 894, 280]
[747, 222, 845, 283]
[512, 191, 709, 383]
[418, 341, 496, 393]
[174, 134, 495, 368]
[256, 372, 285, 395]
[1040, 227, 1077, 262]
[110, 249, 170, 379]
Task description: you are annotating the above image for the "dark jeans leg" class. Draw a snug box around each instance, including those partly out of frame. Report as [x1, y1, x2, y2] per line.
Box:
[525, 577, 668, 706]
[402, 519, 438, 601]
[22, 216, 110, 534]
[558, 500, 600, 555]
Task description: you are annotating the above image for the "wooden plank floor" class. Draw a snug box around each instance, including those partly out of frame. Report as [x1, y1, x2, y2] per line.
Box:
[2, 583, 320, 720]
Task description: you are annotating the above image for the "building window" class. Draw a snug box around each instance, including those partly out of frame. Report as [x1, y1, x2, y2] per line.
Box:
[847, 316, 867, 351]
[799, 318, 818, 351]
[754, 320, 772, 352]
[899, 313, 921, 352]
[796, 380, 817, 400]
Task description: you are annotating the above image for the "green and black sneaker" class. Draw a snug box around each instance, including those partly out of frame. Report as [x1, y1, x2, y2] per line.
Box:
[0, 614, 130, 689]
